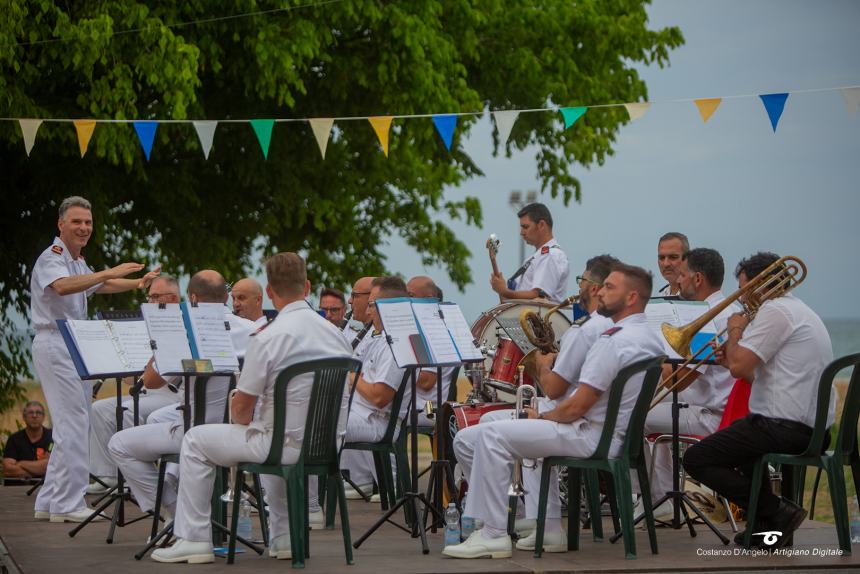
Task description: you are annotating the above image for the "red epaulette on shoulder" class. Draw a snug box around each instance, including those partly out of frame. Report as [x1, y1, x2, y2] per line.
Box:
[601, 326, 623, 337]
[251, 322, 271, 336]
[51, 245, 63, 255]
[540, 245, 550, 255]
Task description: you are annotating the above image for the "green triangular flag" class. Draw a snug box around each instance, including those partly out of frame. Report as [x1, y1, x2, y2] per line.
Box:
[250, 119, 275, 159]
[560, 107, 588, 129]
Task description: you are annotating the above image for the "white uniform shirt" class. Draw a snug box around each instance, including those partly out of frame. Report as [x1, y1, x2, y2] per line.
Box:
[351, 333, 409, 421]
[30, 237, 102, 330]
[577, 313, 665, 440]
[739, 294, 834, 428]
[237, 300, 352, 449]
[513, 239, 570, 302]
[551, 311, 614, 401]
[253, 315, 269, 329]
[678, 290, 740, 412]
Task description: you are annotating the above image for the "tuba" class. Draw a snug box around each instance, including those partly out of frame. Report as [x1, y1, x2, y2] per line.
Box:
[651, 255, 807, 408]
[518, 295, 579, 380]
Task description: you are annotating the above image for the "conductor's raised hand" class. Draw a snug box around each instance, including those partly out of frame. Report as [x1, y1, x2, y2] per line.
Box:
[107, 262, 145, 279]
[137, 266, 162, 290]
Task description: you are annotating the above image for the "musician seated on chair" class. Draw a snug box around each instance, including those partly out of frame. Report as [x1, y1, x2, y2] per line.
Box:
[150, 253, 352, 564]
[683, 252, 834, 550]
[231, 277, 267, 328]
[318, 286, 347, 327]
[445, 264, 664, 559]
[456, 255, 617, 543]
[489, 202, 570, 302]
[407, 275, 456, 427]
[342, 276, 375, 353]
[107, 270, 255, 536]
[656, 232, 689, 297]
[340, 276, 411, 500]
[638, 248, 739, 520]
[3, 402, 52, 480]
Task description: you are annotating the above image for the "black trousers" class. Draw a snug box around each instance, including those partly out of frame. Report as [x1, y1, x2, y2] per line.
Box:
[683, 414, 814, 519]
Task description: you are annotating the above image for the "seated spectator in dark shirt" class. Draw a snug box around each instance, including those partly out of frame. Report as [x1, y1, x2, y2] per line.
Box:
[3, 401, 53, 479]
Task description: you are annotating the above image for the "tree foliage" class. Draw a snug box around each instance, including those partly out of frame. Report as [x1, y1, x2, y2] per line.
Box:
[0, 0, 683, 399]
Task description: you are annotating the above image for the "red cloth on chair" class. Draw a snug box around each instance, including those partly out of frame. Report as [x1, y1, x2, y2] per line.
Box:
[717, 378, 751, 430]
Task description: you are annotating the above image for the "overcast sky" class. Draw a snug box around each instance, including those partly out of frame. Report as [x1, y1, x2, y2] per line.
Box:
[376, 0, 860, 321]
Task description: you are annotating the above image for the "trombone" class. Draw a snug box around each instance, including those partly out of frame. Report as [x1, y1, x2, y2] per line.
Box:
[518, 295, 579, 380]
[650, 255, 806, 409]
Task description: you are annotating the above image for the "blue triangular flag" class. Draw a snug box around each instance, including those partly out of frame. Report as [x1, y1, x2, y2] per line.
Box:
[133, 121, 158, 160]
[759, 93, 789, 133]
[432, 114, 458, 151]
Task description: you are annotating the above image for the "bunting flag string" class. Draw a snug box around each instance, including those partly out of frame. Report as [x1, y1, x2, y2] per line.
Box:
[2, 84, 856, 160]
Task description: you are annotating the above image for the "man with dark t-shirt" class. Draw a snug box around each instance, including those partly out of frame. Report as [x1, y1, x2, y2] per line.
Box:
[3, 401, 53, 479]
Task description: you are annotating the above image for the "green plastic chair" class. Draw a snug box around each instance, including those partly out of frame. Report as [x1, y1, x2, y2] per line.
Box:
[226, 357, 362, 568]
[533, 355, 666, 559]
[742, 352, 860, 554]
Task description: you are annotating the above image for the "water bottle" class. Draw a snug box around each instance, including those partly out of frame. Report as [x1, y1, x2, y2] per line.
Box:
[444, 503, 461, 547]
[851, 496, 860, 544]
[461, 514, 475, 540]
[237, 496, 253, 540]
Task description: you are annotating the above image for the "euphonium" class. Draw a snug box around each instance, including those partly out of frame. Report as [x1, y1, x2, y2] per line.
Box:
[518, 295, 579, 380]
[651, 255, 807, 409]
[508, 367, 537, 497]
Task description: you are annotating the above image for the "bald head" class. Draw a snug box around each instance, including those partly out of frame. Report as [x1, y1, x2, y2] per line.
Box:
[407, 275, 443, 300]
[348, 276, 375, 323]
[232, 277, 264, 322]
[187, 270, 228, 304]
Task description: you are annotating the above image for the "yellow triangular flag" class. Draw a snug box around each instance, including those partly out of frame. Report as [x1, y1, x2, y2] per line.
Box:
[309, 118, 334, 159]
[73, 120, 97, 157]
[19, 119, 43, 156]
[368, 116, 393, 157]
[624, 102, 651, 121]
[694, 98, 722, 123]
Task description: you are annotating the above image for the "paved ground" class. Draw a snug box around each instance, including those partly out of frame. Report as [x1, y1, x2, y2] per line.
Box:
[0, 484, 857, 574]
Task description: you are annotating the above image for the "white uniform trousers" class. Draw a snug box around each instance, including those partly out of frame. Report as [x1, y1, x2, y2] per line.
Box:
[32, 331, 92, 515]
[174, 424, 295, 543]
[641, 403, 721, 501]
[108, 422, 184, 513]
[89, 387, 179, 478]
[453, 418, 599, 537]
[339, 410, 390, 486]
[147, 402, 182, 425]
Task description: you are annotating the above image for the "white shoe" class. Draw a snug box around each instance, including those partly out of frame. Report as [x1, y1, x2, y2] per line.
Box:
[49, 508, 105, 523]
[34, 510, 50, 521]
[309, 509, 324, 530]
[633, 497, 674, 521]
[86, 478, 117, 495]
[442, 530, 512, 559]
[343, 482, 373, 500]
[151, 538, 214, 564]
[514, 517, 536, 536]
[268, 534, 292, 560]
[515, 529, 567, 552]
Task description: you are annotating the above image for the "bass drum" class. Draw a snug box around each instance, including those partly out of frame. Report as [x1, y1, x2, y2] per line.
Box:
[470, 301, 573, 397]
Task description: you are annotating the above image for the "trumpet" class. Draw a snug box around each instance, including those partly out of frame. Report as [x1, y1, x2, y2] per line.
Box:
[651, 255, 806, 409]
[518, 295, 579, 381]
[508, 367, 537, 497]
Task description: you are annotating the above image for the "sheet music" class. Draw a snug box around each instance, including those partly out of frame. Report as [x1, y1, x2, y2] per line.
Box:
[646, 299, 718, 360]
[66, 320, 127, 375]
[412, 300, 460, 365]
[108, 320, 153, 372]
[375, 299, 420, 367]
[185, 303, 239, 372]
[439, 303, 483, 362]
[141, 303, 193, 375]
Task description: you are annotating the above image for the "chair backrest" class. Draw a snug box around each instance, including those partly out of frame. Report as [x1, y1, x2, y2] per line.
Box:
[379, 370, 411, 444]
[716, 378, 752, 431]
[590, 355, 666, 460]
[264, 357, 363, 467]
[798, 352, 860, 458]
[825, 353, 860, 459]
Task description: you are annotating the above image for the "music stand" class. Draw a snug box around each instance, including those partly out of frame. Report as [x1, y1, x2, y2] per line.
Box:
[611, 362, 730, 545]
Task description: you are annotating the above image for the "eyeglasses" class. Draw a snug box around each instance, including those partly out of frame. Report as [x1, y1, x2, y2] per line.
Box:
[319, 307, 344, 314]
[367, 301, 377, 309]
[350, 291, 371, 297]
[24, 410, 44, 416]
[148, 293, 176, 302]
[576, 275, 602, 287]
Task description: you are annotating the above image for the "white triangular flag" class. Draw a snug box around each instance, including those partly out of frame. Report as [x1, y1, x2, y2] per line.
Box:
[19, 119, 43, 156]
[193, 121, 217, 159]
[841, 87, 860, 119]
[624, 102, 651, 121]
[492, 110, 519, 145]
[309, 118, 335, 159]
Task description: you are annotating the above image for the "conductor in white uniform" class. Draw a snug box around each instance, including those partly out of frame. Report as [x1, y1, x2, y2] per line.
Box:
[445, 264, 664, 559]
[489, 202, 570, 303]
[152, 252, 352, 564]
[30, 196, 159, 523]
